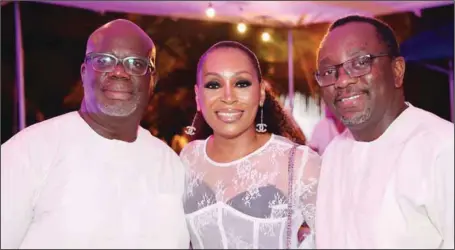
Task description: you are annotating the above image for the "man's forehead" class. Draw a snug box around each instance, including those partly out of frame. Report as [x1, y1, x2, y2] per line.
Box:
[86, 39, 155, 65]
[89, 35, 149, 51]
[86, 22, 155, 58]
[318, 22, 380, 63]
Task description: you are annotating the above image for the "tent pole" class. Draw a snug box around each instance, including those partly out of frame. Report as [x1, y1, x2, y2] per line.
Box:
[449, 60, 454, 122]
[15, 1, 26, 131]
[287, 29, 294, 113]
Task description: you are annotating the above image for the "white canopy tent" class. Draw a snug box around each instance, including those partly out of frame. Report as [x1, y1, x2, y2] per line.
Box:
[11, 0, 453, 130]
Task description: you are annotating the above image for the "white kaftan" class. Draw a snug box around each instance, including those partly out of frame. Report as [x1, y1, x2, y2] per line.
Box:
[1, 111, 189, 249]
[316, 103, 454, 249]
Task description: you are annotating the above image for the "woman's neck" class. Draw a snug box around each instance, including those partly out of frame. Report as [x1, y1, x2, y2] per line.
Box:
[207, 128, 271, 163]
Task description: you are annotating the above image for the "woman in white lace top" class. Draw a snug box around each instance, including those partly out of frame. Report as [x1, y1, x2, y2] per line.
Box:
[180, 41, 321, 249]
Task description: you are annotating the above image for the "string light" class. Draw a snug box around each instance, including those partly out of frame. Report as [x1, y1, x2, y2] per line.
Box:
[237, 22, 247, 33]
[236, 7, 247, 34]
[261, 31, 271, 42]
[206, 3, 215, 18]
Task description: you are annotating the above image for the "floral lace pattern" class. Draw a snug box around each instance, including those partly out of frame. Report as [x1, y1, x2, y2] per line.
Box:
[181, 134, 321, 249]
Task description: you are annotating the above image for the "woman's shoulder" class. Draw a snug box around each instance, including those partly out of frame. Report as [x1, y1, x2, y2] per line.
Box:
[271, 134, 311, 149]
[179, 139, 206, 157]
[271, 134, 320, 160]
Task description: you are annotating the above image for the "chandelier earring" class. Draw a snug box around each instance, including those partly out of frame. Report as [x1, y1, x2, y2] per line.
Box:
[256, 105, 267, 133]
[185, 112, 198, 136]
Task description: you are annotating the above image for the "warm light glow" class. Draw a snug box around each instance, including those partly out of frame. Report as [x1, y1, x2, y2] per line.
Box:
[237, 22, 247, 33]
[261, 32, 271, 42]
[206, 7, 215, 18]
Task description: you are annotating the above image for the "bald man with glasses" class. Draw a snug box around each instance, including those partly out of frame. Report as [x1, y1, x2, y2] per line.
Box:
[1, 19, 189, 249]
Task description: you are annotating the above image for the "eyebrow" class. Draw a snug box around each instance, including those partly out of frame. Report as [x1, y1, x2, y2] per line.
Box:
[318, 57, 333, 67]
[203, 70, 253, 78]
[104, 49, 150, 58]
[347, 49, 367, 57]
[319, 48, 368, 67]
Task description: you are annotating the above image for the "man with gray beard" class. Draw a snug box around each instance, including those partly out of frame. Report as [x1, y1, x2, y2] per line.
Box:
[1, 19, 189, 249]
[314, 15, 453, 249]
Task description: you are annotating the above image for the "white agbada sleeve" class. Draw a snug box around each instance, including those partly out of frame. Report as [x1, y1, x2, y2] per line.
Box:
[148, 135, 190, 249]
[428, 142, 454, 249]
[1, 128, 56, 249]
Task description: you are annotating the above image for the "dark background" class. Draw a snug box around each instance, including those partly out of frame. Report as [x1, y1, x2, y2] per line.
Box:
[2, 2, 453, 148]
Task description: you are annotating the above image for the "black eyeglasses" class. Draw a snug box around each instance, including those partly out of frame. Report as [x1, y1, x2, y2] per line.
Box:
[315, 53, 390, 87]
[85, 52, 155, 76]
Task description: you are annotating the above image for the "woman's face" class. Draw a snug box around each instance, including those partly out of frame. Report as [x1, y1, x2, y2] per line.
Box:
[195, 47, 265, 139]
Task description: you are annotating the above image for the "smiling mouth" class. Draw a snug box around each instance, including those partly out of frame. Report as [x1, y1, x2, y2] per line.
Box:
[103, 90, 134, 101]
[334, 92, 369, 110]
[215, 110, 244, 123]
[339, 94, 361, 103]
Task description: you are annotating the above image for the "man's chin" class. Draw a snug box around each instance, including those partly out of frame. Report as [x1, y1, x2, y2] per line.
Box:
[98, 103, 137, 118]
[340, 110, 372, 128]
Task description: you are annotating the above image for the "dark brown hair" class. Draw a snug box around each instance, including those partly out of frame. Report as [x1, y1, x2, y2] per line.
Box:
[328, 15, 400, 57]
[192, 41, 306, 145]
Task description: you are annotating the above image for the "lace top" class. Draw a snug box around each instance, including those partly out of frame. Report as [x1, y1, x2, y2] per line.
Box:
[180, 134, 321, 249]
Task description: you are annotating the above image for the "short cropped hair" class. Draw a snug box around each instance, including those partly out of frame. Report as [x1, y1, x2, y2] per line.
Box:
[328, 15, 400, 57]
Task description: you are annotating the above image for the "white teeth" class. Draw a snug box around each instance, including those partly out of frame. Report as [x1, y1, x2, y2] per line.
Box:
[341, 95, 360, 102]
[216, 111, 243, 123]
[217, 112, 241, 117]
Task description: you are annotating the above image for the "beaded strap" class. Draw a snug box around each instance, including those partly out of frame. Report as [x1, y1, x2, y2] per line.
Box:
[286, 144, 298, 249]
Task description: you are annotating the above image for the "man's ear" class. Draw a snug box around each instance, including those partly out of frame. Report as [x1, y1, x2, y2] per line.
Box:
[80, 63, 86, 88]
[392, 56, 406, 88]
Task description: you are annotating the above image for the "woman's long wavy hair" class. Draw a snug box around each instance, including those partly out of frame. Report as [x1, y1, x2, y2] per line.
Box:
[191, 41, 306, 145]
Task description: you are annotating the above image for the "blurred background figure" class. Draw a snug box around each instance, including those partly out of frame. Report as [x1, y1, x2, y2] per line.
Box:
[308, 103, 346, 155]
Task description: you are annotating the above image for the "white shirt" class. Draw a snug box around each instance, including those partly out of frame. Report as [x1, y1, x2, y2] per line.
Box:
[316, 104, 454, 249]
[180, 134, 321, 249]
[1, 112, 189, 249]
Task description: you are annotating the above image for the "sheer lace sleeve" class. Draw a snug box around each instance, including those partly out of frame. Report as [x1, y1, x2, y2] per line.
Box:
[294, 146, 321, 248]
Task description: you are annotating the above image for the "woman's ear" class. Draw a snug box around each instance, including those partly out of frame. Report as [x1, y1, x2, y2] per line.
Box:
[260, 82, 266, 106]
[194, 84, 201, 111]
